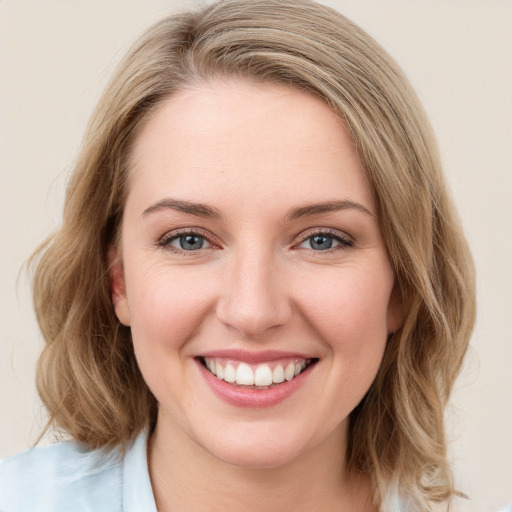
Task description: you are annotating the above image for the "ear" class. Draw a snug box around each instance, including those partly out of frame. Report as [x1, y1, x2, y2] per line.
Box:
[108, 246, 131, 326]
[386, 282, 404, 334]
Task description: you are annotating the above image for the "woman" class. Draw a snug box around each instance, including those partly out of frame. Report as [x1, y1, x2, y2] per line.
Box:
[0, 1, 476, 510]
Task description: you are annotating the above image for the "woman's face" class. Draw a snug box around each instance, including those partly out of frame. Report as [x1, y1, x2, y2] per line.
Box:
[113, 80, 402, 468]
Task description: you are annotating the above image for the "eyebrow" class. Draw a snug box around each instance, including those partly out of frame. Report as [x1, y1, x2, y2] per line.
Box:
[285, 200, 375, 220]
[142, 198, 374, 221]
[142, 198, 222, 218]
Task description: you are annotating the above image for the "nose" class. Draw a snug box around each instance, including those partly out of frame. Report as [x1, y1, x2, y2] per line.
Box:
[216, 249, 292, 338]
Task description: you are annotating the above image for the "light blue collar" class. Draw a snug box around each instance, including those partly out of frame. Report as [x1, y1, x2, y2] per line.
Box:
[122, 430, 158, 512]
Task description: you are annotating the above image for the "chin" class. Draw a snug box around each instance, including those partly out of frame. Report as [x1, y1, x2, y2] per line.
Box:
[208, 441, 304, 470]
[193, 422, 319, 470]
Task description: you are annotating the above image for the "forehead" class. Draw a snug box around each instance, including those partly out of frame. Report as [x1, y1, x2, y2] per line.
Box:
[127, 80, 374, 212]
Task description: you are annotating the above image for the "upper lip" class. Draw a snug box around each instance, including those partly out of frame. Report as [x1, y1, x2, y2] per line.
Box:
[198, 349, 315, 363]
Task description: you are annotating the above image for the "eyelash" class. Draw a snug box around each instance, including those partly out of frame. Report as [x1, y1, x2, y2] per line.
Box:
[156, 227, 354, 254]
[294, 228, 354, 253]
[156, 228, 216, 254]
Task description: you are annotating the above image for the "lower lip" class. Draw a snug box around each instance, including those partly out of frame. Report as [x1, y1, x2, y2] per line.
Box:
[197, 360, 315, 408]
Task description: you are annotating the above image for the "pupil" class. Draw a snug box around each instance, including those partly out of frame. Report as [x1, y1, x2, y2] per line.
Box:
[180, 235, 203, 250]
[311, 235, 332, 250]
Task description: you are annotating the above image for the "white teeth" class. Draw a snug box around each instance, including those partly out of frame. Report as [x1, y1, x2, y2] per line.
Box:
[272, 365, 285, 383]
[284, 362, 295, 381]
[224, 363, 236, 383]
[216, 362, 225, 380]
[254, 365, 273, 386]
[235, 363, 254, 385]
[203, 357, 312, 386]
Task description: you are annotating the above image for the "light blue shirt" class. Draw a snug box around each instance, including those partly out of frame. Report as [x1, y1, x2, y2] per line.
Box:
[2, 433, 510, 512]
[0, 430, 157, 512]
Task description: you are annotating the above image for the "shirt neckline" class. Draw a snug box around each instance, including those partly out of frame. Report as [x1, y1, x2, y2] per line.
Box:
[122, 429, 158, 512]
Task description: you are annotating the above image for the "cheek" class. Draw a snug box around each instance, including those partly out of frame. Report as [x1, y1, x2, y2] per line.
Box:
[125, 268, 219, 412]
[301, 270, 393, 336]
[296, 268, 393, 377]
[128, 269, 214, 346]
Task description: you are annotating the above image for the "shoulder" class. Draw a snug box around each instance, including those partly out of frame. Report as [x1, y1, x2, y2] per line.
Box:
[0, 440, 123, 512]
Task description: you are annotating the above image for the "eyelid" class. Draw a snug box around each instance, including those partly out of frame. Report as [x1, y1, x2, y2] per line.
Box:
[157, 227, 220, 252]
[293, 227, 354, 250]
[156, 226, 353, 253]
[296, 227, 353, 242]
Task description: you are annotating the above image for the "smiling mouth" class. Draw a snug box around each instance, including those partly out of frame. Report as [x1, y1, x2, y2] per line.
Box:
[199, 357, 318, 389]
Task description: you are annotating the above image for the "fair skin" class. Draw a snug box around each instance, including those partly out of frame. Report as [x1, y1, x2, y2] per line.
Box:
[112, 80, 402, 512]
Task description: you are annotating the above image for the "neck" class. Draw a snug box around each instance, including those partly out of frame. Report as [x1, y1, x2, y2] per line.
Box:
[148, 414, 376, 512]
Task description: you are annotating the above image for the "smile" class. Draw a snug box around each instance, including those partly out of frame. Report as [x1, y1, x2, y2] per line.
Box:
[201, 357, 314, 389]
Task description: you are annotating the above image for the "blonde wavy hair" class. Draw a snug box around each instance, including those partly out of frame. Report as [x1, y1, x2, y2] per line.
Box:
[31, 1, 476, 509]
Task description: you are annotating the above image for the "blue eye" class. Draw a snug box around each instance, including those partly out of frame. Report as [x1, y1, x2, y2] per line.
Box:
[298, 231, 353, 251]
[309, 234, 336, 250]
[158, 231, 212, 252]
[176, 234, 205, 250]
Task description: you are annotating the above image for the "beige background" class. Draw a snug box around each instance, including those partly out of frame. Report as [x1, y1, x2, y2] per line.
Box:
[1, 1, 511, 510]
